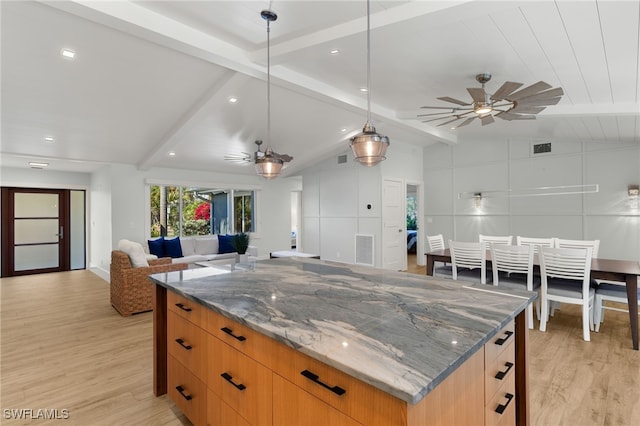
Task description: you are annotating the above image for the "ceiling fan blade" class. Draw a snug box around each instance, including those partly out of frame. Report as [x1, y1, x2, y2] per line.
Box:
[417, 111, 462, 117]
[456, 117, 476, 128]
[495, 111, 537, 121]
[514, 87, 564, 104]
[436, 117, 465, 126]
[515, 96, 562, 107]
[480, 114, 495, 126]
[274, 153, 293, 162]
[507, 81, 553, 100]
[437, 96, 471, 106]
[491, 81, 523, 100]
[467, 87, 486, 103]
[224, 152, 252, 163]
[509, 105, 546, 114]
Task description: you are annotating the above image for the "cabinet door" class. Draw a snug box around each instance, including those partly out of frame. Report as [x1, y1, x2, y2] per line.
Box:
[207, 335, 272, 426]
[168, 311, 207, 378]
[207, 389, 250, 426]
[273, 374, 363, 426]
[168, 355, 206, 426]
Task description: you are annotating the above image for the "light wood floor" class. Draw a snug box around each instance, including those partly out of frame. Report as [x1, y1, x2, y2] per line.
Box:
[1, 269, 638, 425]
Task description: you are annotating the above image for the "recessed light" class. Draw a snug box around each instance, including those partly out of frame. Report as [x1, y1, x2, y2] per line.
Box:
[168, 151, 176, 157]
[340, 128, 347, 132]
[29, 162, 49, 168]
[44, 136, 54, 142]
[330, 49, 340, 55]
[61, 49, 75, 59]
[228, 97, 238, 103]
[359, 87, 368, 92]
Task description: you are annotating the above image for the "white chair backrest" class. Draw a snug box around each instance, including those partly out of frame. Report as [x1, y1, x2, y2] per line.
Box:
[516, 236, 555, 254]
[427, 234, 445, 252]
[479, 234, 513, 246]
[554, 238, 600, 258]
[449, 240, 487, 284]
[539, 247, 593, 293]
[490, 243, 534, 289]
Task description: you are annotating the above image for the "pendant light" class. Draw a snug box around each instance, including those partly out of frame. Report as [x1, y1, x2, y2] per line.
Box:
[255, 9, 284, 179]
[349, 0, 390, 166]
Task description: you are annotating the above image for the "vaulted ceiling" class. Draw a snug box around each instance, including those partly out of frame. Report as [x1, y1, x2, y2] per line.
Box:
[2, 1, 639, 176]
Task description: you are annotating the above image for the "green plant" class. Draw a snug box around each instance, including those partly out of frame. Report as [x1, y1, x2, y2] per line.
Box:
[233, 232, 250, 255]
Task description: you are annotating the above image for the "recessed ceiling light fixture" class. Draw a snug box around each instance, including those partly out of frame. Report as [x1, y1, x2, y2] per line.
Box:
[349, 0, 390, 167]
[168, 151, 176, 157]
[61, 48, 75, 59]
[44, 136, 54, 142]
[330, 49, 340, 55]
[29, 162, 49, 169]
[359, 87, 368, 92]
[340, 128, 347, 132]
[228, 97, 238, 103]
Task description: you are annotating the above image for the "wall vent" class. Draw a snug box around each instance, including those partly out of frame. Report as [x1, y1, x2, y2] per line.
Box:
[533, 142, 551, 154]
[355, 234, 374, 266]
[337, 154, 348, 164]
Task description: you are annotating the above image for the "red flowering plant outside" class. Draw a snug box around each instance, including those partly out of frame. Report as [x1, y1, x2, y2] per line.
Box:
[195, 203, 210, 220]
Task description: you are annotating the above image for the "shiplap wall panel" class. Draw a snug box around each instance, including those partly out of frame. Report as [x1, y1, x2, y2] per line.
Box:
[319, 218, 356, 263]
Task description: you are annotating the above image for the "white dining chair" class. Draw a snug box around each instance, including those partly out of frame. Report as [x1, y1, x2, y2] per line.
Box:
[490, 243, 539, 329]
[554, 238, 600, 258]
[427, 234, 452, 278]
[449, 240, 488, 284]
[594, 282, 640, 332]
[539, 246, 595, 341]
[479, 234, 513, 246]
[516, 236, 555, 254]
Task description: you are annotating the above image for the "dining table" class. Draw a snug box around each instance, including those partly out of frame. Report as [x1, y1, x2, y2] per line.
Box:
[425, 248, 640, 351]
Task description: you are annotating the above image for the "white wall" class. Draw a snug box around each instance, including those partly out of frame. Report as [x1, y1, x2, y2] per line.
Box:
[423, 138, 640, 260]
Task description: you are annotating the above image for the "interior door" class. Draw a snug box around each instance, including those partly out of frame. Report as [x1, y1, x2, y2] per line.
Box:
[1, 188, 70, 276]
[382, 178, 405, 271]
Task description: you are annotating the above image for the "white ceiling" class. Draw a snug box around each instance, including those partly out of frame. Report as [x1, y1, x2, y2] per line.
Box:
[2, 1, 639, 176]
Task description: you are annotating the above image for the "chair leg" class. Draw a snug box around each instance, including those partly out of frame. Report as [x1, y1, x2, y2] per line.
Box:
[594, 295, 602, 333]
[540, 297, 548, 332]
[527, 304, 534, 330]
[582, 303, 591, 341]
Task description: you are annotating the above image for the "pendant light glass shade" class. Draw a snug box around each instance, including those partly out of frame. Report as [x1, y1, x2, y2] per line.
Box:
[255, 149, 284, 179]
[350, 0, 389, 166]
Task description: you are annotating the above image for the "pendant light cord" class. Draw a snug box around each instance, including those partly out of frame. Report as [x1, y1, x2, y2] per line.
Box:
[366, 0, 371, 125]
[267, 18, 272, 149]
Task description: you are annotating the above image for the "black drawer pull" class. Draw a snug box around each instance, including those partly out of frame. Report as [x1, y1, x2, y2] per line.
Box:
[175, 303, 192, 312]
[301, 369, 346, 396]
[221, 372, 246, 391]
[175, 338, 192, 351]
[176, 385, 193, 401]
[221, 327, 246, 341]
[495, 393, 514, 414]
[494, 330, 514, 346]
[494, 362, 514, 380]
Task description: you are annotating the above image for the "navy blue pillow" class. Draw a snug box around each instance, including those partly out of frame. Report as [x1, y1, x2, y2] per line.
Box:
[163, 237, 183, 258]
[218, 234, 235, 254]
[148, 237, 165, 258]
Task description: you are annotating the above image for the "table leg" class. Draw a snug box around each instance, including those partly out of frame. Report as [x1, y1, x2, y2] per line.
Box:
[426, 255, 434, 276]
[515, 309, 530, 426]
[153, 284, 168, 395]
[626, 275, 638, 350]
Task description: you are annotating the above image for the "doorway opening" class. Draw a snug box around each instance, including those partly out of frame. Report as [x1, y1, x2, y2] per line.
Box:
[406, 183, 424, 273]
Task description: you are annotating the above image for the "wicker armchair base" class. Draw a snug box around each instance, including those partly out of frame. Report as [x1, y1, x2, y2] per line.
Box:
[110, 250, 187, 316]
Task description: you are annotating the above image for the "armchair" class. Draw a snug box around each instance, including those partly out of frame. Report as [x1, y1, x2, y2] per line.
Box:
[110, 250, 187, 316]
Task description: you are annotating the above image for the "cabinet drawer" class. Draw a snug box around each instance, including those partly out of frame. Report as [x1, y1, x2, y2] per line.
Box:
[168, 354, 206, 426]
[270, 342, 404, 426]
[206, 309, 275, 367]
[485, 372, 516, 426]
[485, 338, 515, 403]
[207, 334, 273, 426]
[273, 374, 363, 426]
[207, 389, 251, 426]
[485, 320, 515, 366]
[168, 310, 207, 378]
[168, 291, 204, 327]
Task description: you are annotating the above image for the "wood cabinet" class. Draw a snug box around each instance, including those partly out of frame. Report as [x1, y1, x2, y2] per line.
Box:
[161, 290, 520, 426]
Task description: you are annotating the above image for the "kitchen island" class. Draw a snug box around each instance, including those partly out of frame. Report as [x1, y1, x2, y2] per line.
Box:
[150, 258, 535, 426]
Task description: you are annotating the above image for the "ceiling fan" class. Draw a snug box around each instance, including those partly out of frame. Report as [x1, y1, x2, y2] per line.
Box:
[418, 73, 563, 129]
[224, 140, 293, 166]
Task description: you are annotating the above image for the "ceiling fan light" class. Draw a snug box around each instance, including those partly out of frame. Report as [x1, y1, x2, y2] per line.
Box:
[350, 123, 389, 166]
[255, 155, 283, 179]
[474, 102, 493, 115]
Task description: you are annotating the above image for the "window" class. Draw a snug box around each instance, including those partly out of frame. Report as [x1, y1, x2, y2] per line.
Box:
[150, 186, 255, 237]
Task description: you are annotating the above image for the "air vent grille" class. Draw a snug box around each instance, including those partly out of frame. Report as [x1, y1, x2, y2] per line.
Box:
[533, 142, 551, 154]
[355, 234, 374, 266]
[337, 154, 348, 164]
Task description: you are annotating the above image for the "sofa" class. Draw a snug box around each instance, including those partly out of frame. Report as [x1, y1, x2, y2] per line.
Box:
[147, 235, 258, 265]
[110, 249, 187, 316]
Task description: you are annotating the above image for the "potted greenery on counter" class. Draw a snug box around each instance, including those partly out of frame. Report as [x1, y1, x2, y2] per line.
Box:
[233, 232, 250, 262]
